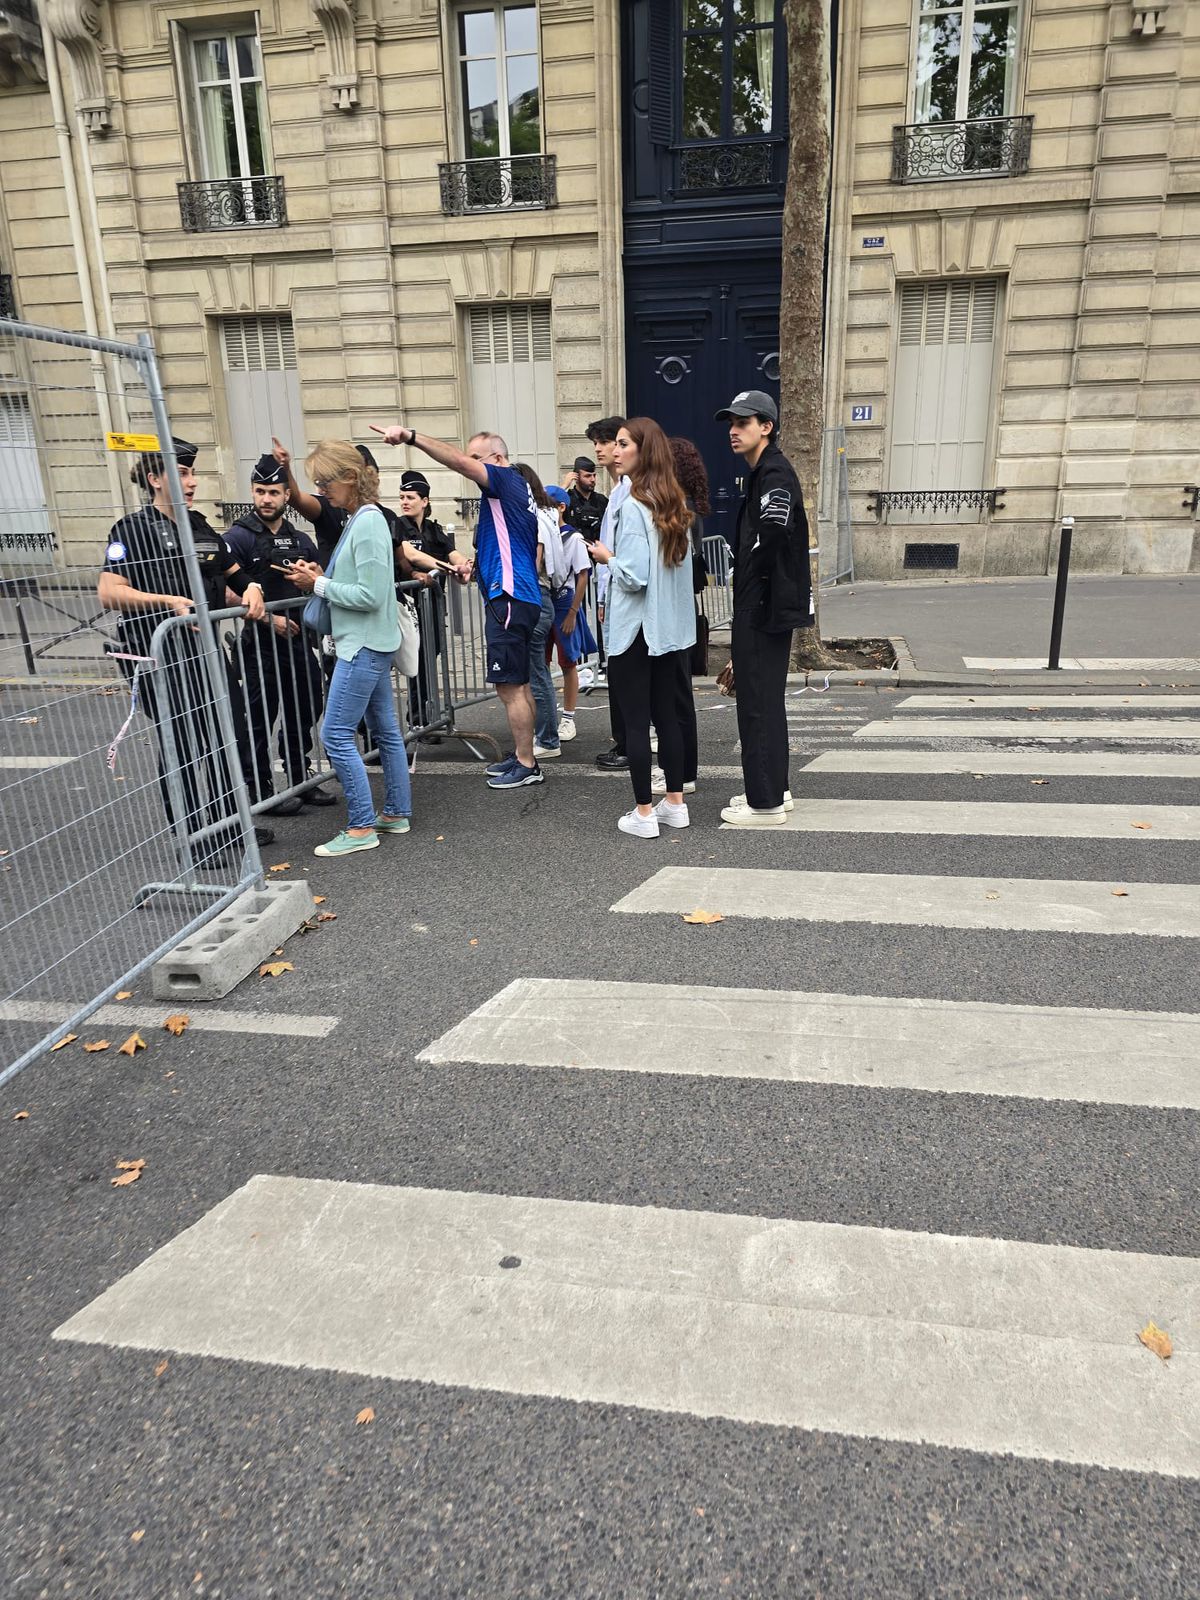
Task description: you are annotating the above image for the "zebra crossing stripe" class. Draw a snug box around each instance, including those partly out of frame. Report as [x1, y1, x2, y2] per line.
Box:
[419, 978, 1200, 1109]
[53, 1176, 1200, 1478]
[897, 695, 1200, 712]
[612, 867, 1200, 937]
[804, 750, 1200, 778]
[855, 719, 1200, 742]
[722, 800, 1200, 839]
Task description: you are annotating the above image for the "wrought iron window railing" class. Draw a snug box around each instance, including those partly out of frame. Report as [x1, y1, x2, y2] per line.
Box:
[438, 155, 557, 216]
[177, 176, 288, 232]
[891, 116, 1033, 183]
[0, 274, 15, 320]
[867, 488, 1007, 520]
[677, 141, 780, 192]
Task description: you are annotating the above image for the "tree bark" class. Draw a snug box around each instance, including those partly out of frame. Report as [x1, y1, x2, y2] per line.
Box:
[779, 0, 839, 670]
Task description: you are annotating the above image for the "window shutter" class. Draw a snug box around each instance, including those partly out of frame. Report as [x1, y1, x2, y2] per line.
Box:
[899, 285, 924, 346]
[947, 282, 972, 344]
[531, 304, 552, 360]
[647, 0, 674, 146]
[221, 315, 297, 372]
[971, 279, 997, 342]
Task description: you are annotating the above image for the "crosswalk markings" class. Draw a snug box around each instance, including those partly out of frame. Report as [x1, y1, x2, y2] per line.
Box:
[720, 799, 1200, 839]
[855, 719, 1200, 742]
[0, 755, 75, 771]
[963, 657, 1200, 672]
[0, 1000, 339, 1039]
[420, 977, 1200, 1109]
[804, 750, 1200, 778]
[53, 1175, 1200, 1479]
[897, 695, 1200, 712]
[613, 866, 1200, 937]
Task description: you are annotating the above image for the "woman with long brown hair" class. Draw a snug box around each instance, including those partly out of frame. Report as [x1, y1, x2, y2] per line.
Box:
[587, 417, 696, 838]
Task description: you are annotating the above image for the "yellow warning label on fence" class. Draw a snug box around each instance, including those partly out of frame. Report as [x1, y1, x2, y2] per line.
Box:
[105, 431, 160, 452]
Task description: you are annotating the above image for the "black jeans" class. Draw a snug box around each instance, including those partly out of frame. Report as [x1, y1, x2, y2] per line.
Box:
[232, 625, 323, 803]
[607, 629, 691, 806]
[731, 608, 791, 809]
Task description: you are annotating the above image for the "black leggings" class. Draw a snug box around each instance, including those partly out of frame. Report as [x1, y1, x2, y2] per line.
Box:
[607, 630, 692, 805]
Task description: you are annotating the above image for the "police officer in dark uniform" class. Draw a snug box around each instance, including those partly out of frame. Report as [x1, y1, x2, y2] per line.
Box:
[222, 453, 337, 817]
[565, 455, 607, 543]
[97, 437, 274, 850]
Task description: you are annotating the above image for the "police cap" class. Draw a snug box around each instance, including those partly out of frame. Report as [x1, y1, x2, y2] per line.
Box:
[250, 453, 288, 485]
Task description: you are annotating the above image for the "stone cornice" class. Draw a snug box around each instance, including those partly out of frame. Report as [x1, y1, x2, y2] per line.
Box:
[45, 0, 111, 132]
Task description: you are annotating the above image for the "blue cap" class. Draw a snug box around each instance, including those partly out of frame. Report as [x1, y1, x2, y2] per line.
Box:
[545, 484, 570, 507]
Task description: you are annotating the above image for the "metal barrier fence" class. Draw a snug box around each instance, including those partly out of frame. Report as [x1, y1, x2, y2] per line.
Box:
[0, 318, 263, 1087]
[698, 533, 734, 630]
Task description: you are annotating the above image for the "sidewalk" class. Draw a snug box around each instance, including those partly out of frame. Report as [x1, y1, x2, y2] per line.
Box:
[820, 573, 1200, 687]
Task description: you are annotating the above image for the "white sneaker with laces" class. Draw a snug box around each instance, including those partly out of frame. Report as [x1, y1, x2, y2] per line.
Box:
[617, 807, 659, 839]
[720, 803, 787, 827]
[532, 742, 561, 760]
[558, 712, 577, 741]
[651, 765, 697, 796]
[654, 797, 690, 829]
[728, 789, 794, 812]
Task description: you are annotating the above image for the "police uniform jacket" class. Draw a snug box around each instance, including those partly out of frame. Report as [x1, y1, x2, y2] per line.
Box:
[566, 486, 607, 542]
[223, 509, 319, 607]
[103, 505, 235, 652]
[730, 442, 812, 634]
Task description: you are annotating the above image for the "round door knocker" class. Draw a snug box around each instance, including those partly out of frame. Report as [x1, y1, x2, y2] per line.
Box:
[657, 355, 691, 385]
[759, 350, 781, 382]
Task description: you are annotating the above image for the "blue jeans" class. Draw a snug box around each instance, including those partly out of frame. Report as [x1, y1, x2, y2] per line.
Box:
[322, 647, 411, 829]
[529, 587, 559, 749]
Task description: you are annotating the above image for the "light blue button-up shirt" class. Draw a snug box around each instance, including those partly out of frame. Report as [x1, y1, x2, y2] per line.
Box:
[605, 494, 697, 658]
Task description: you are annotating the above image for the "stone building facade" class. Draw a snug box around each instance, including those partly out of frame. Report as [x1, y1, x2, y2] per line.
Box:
[0, 0, 1197, 577]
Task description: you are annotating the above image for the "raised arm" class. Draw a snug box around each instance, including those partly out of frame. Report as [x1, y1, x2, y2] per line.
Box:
[272, 436, 323, 523]
[370, 423, 489, 490]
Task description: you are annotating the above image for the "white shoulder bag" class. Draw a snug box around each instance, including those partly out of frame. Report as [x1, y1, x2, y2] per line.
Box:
[395, 592, 421, 678]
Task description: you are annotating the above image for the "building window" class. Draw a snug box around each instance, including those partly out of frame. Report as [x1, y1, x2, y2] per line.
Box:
[466, 303, 558, 488]
[912, 0, 1020, 124]
[192, 29, 272, 181]
[457, 4, 541, 159]
[680, 0, 778, 144]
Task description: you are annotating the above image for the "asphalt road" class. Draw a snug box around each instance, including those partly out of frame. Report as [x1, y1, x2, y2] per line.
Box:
[1, 684, 1198, 1598]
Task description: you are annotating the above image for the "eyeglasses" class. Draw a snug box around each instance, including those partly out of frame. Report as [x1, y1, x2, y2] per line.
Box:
[313, 476, 333, 490]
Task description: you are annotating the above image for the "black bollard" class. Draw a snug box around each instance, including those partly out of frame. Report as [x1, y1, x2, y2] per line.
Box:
[1047, 515, 1074, 670]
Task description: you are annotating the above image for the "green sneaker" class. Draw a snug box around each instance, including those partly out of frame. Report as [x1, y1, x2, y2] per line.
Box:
[374, 814, 411, 835]
[313, 830, 379, 857]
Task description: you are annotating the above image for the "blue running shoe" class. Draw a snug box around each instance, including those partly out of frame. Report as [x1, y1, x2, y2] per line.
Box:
[487, 759, 544, 789]
[485, 752, 517, 777]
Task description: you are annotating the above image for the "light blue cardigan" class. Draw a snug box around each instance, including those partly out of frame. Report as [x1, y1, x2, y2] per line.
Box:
[316, 505, 401, 662]
[605, 494, 697, 657]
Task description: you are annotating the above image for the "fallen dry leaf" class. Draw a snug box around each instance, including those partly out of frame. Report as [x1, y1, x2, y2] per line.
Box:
[83, 1040, 110, 1053]
[111, 1169, 141, 1187]
[17, 715, 38, 725]
[162, 1014, 189, 1037]
[1138, 1321, 1173, 1361]
[268, 862, 291, 873]
[13, 1111, 29, 1121]
[317, 912, 337, 923]
[984, 892, 1001, 901]
[259, 961, 294, 978]
[116, 1159, 146, 1171]
[1131, 822, 1152, 831]
[118, 1032, 147, 1057]
[154, 1359, 169, 1378]
[1030, 779, 1049, 786]
[115, 991, 132, 1001]
[435, 835, 445, 842]
[313, 896, 327, 905]
[683, 909, 724, 925]
[469, 938, 479, 947]
[130, 1529, 145, 1544]
[51, 1033, 78, 1051]
[355, 1406, 375, 1425]
[1112, 889, 1129, 898]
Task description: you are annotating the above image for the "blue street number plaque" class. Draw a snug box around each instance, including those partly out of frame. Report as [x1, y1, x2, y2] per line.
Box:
[862, 235, 885, 248]
[850, 405, 874, 423]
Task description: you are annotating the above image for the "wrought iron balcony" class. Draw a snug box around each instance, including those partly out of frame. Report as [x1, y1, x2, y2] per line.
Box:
[438, 155, 557, 216]
[677, 141, 779, 192]
[891, 116, 1033, 183]
[0, 273, 15, 320]
[177, 176, 287, 232]
[867, 488, 1007, 520]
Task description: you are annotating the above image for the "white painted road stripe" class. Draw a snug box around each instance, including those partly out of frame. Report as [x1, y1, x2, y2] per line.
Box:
[856, 719, 1200, 742]
[963, 657, 1200, 672]
[805, 750, 1200, 778]
[0, 1000, 339, 1039]
[54, 1176, 1200, 1478]
[721, 799, 1200, 839]
[898, 695, 1200, 711]
[420, 977, 1200, 1109]
[613, 867, 1200, 938]
[0, 755, 76, 771]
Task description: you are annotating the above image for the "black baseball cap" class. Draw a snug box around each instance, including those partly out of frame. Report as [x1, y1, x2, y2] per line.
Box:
[573, 455, 596, 472]
[714, 389, 778, 423]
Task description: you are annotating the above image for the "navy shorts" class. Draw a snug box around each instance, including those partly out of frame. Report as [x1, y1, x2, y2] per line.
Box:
[484, 595, 541, 685]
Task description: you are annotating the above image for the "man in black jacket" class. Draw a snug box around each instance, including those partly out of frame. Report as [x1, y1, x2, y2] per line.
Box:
[714, 389, 812, 827]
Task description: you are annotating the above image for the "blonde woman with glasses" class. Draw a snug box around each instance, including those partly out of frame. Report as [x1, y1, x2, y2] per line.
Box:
[287, 440, 411, 857]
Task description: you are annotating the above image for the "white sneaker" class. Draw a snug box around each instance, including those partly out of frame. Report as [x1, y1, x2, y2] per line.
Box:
[649, 732, 659, 753]
[651, 765, 697, 796]
[720, 803, 787, 827]
[728, 789, 794, 812]
[617, 807, 659, 839]
[558, 713, 577, 741]
[533, 742, 561, 760]
[577, 667, 594, 690]
[654, 797, 690, 829]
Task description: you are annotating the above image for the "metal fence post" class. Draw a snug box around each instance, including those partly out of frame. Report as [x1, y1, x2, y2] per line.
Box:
[1048, 514, 1074, 670]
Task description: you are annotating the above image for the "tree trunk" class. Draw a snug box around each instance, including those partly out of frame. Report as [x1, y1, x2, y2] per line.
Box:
[779, 0, 839, 671]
